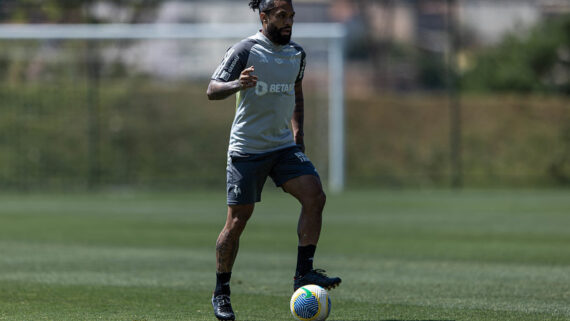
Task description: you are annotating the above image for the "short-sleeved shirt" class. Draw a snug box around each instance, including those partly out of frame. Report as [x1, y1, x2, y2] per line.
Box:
[211, 31, 306, 154]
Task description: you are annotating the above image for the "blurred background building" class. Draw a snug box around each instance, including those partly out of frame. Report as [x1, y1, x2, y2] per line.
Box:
[0, 0, 569, 191]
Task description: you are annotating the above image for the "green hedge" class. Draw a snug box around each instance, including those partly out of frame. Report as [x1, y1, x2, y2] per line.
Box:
[1, 80, 568, 190]
[461, 15, 570, 94]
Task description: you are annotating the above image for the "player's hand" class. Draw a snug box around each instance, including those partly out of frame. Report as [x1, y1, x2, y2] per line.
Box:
[239, 66, 258, 89]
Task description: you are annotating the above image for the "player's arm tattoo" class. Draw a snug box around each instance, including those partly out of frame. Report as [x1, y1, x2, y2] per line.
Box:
[292, 80, 305, 148]
[207, 67, 257, 101]
[207, 79, 242, 100]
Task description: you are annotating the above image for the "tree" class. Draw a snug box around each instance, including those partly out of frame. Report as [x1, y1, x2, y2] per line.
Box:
[462, 15, 570, 94]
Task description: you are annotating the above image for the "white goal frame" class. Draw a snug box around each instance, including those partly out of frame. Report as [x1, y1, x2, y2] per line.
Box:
[0, 23, 347, 192]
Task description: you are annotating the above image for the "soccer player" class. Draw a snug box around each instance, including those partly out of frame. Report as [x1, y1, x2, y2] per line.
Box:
[207, 0, 341, 320]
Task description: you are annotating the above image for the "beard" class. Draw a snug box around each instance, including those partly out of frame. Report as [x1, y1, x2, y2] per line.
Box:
[266, 24, 291, 45]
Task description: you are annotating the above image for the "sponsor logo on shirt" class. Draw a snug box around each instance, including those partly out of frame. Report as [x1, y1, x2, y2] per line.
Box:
[297, 59, 306, 80]
[227, 56, 240, 73]
[255, 81, 268, 96]
[255, 81, 294, 96]
[212, 48, 236, 80]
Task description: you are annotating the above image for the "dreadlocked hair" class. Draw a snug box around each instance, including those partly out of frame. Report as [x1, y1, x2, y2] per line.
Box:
[248, 0, 262, 11]
[249, 0, 287, 12]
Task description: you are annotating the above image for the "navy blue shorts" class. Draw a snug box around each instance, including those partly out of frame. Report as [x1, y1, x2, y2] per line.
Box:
[226, 146, 319, 205]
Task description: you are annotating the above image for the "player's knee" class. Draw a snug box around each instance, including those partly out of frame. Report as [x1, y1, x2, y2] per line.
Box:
[302, 188, 326, 211]
[230, 215, 250, 232]
[315, 189, 326, 210]
[227, 204, 254, 233]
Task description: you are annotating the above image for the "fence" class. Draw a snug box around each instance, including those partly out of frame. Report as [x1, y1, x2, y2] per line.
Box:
[1, 23, 568, 191]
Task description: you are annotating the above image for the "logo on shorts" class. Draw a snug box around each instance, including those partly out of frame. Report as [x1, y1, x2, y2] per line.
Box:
[294, 152, 309, 163]
[232, 185, 241, 197]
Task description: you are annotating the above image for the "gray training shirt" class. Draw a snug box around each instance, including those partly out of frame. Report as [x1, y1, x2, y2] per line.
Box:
[211, 31, 306, 154]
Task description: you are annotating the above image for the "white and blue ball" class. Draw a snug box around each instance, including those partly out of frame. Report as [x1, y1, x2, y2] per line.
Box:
[290, 284, 331, 321]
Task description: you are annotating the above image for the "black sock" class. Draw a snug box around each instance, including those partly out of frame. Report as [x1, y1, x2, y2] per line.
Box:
[214, 272, 232, 296]
[296, 245, 316, 277]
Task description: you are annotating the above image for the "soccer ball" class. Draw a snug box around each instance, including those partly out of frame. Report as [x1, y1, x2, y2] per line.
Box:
[290, 284, 331, 321]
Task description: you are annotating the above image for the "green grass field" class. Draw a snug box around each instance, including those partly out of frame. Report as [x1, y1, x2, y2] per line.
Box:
[0, 189, 569, 321]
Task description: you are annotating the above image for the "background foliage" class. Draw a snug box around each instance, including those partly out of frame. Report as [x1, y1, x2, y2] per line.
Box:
[461, 15, 570, 94]
[0, 2, 568, 190]
[1, 79, 568, 190]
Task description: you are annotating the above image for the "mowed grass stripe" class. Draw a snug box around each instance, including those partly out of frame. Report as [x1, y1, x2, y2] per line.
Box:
[1, 247, 568, 320]
[0, 189, 568, 320]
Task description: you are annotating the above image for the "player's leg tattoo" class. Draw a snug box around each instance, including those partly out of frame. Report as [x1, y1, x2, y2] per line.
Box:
[216, 204, 254, 273]
[216, 228, 240, 273]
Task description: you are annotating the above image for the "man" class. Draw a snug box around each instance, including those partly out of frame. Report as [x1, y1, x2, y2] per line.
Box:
[207, 0, 341, 320]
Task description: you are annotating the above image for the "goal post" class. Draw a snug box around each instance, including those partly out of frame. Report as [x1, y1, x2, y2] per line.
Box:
[0, 23, 347, 192]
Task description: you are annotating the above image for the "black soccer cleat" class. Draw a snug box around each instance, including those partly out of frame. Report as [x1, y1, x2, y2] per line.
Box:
[294, 269, 342, 291]
[212, 294, 235, 321]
